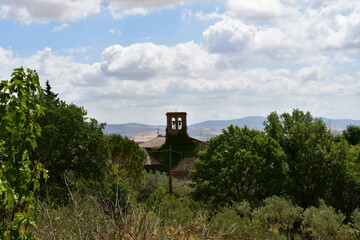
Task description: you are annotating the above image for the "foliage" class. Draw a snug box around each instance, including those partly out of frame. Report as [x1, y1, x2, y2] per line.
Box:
[325, 139, 360, 215]
[34, 82, 108, 201]
[158, 127, 198, 170]
[32, 190, 360, 240]
[106, 134, 147, 190]
[352, 208, 360, 237]
[145, 186, 169, 211]
[209, 206, 248, 239]
[0, 68, 47, 239]
[301, 200, 354, 239]
[190, 125, 287, 207]
[263, 109, 351, 209]
[253, 196, 303, 238]
[98, 164, 136, 216]
[343, 125, 360, 146]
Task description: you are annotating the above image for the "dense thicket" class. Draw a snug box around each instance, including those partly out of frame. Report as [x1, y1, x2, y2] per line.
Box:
[264, 109, 360, 214]
[191, 109, 360, 215]
[33, 81, 108, 201]
[343, 125, 360, 146]
[191, 125, 288, 207]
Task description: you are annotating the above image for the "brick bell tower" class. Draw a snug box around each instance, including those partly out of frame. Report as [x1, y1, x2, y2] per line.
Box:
[166, 112, 187, 135]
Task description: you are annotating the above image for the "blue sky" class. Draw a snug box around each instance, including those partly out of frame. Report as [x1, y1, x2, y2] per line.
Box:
[1, 0, 360, 125]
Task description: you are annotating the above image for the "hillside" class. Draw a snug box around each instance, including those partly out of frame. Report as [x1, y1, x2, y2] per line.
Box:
[104, 116, 360, 141]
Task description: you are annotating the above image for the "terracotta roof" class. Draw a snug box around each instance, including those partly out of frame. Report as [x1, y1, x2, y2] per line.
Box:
[139, 135, 166, 149]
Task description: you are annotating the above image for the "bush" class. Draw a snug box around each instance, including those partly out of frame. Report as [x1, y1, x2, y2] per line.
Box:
[352, 208, 360, 237]
[139, 171, 190, 201]
[158, 196, 198, 227]
[301, 201, 354, 239]
[209, 206, 248, 239]
[253, 196, 303, 238]
[145, 186, 169, 211]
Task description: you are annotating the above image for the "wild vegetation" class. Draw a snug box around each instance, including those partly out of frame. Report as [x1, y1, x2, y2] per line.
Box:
[1, 68, 360, 239]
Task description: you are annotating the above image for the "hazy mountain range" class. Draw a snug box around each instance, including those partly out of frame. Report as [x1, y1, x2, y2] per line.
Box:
[104, 116, 360, 142]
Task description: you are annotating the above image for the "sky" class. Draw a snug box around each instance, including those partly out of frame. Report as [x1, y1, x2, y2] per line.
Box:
[1, 0, 360, 125]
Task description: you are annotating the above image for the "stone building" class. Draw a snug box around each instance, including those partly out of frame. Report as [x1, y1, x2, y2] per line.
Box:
[139, 112, 207, 180]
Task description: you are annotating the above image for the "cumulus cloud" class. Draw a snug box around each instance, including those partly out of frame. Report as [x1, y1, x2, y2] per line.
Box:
[202, 19, 256, 54]
[296, 67, 321, 82]
[1, 38, 359, 123]
[2, 0, 360, 123]
[0, 47, 18, 78]
[227, 0, 297, 20]
[0, 0, 102, 23]
[201, 0, 360, 65]
[201, 18, 305, 64]
[106, 0, 195, 18]
[100, 42, 217, 80]
[0, 0, 194, 23]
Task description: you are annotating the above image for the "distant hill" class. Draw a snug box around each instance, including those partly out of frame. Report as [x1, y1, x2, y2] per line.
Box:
[103, 123, 166, 141]
[104, 116, 360, 141]
[320, 118, 360, 131]
[188, 116, 266, 140]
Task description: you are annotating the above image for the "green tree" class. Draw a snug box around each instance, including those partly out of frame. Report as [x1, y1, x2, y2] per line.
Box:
[343, 125, 360, 146]
[0, 68, 47, 238]
[332, 145, 360, 215]
[34, 82, 107, 200]
[106, 134, 147, 190]
[263, 109, 349, 209]
[191, 125, 287, 207]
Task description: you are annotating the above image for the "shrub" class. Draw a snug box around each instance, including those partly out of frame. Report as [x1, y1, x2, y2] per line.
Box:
[139, 171, 190, 201]
[253, 196, 303, 238]
[209, 206, 248, 239]
[145, 186, 169, 211]
[157, 196, 197, 227]
[352, 208, 360, 237]
[301, 200, 354, 239]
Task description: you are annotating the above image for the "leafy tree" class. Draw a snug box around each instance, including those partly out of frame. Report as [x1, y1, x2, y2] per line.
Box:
[263, 109, 351, 209]
[332, 145, 360, 215]
[34, 82, 108, 200]
[343, 125, 360, 146]
[106, 134, 147, 190]
[43, 80, 59, 105]
[0, 68, 47, 238]
[191, 125, 287, 207]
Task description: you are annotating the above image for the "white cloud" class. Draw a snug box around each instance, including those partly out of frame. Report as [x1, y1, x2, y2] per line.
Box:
[227, 0, 297, 20]
[1, 39, 359, 124]
[296, 67, 321, 82]
[202, 18, 256, 54]
[0, 0, 101, 23]
[182, 9, 228, 22]
[100, 41, 217, 80]
[108, 28, 121, 35]
[0, 47, 18, 78]
[52, 23, 69, 32]
[106, 0, 195, 18]
[0, 0, 196, 23]
[62, 46, 91, 55]
[2, 0, 360, 123]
